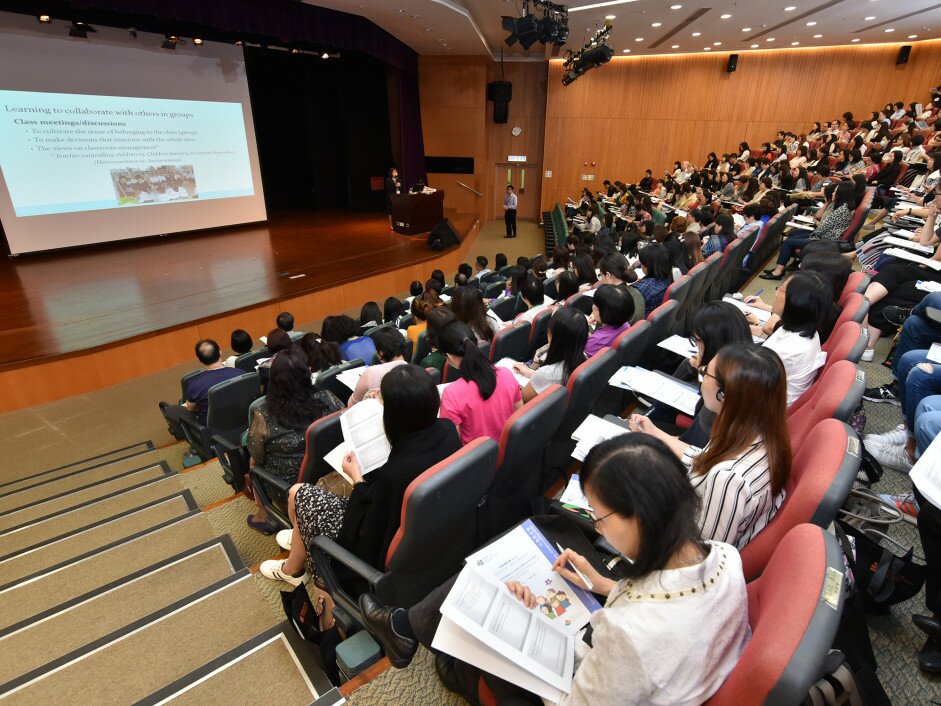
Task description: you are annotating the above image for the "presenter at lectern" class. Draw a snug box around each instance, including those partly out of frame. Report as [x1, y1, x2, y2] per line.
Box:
[386, 167, 402, 229]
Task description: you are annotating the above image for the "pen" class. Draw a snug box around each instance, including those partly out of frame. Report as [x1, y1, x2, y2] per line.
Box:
[754, 288, 764, 297]
[555, 542, 594, 590]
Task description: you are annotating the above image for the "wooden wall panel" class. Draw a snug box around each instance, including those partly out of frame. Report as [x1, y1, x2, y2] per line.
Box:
[541, 40, 941, 211]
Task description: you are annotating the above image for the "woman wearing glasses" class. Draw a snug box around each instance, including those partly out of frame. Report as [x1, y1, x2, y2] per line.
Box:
[630, 343, 792, 550]
[358, 433, 750, 705]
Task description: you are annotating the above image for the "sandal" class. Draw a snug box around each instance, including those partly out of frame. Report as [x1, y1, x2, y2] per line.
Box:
[246, 514, 274, 535]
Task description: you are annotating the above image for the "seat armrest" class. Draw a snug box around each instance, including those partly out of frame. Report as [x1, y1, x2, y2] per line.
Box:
[311, 535, 385, 608]
[250, 466, 293, 495]
[210, 435, 249, 491]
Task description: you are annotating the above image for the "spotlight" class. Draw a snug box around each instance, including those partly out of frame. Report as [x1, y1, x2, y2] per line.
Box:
[562, 21, 613, 86]
[234, 39, 243, 46]
[68, 21, 95, 38]
[322, 51, 329, 59]
[193, 37, 203, 46]
[290, 48, 300, 54]
[37, 14, 51, 23]
[503, 0, 569, 50]
[161, 35, 179, 50]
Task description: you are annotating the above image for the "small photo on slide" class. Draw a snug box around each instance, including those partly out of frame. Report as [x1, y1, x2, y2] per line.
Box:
[111, 165, 198, 206]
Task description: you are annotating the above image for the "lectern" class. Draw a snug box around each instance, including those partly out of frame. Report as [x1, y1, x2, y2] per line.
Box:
[391, 191, 444, 235]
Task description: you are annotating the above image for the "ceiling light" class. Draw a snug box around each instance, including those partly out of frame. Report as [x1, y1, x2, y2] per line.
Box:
[161, 35, 180, 50]
[851, 38, 860, 42]
[704, 47, 711, 51]
[806, 21, 816, 26]
[622, 48, 630, 53]
[671, 44, 679, 48]
[885, 28, 894, 32]
[713, 41, 722, 45]
[767, 37, 775, 41]
[791, 41, 799, 45]
[720, 14, 732, 19]
[606, 15, 616, 20]
[410, 15, 420, 19]
[750, 43, 759, 48]
[742, 27, 752, 31]
[784, 6, 796, 11]
[322, 52, 329, 59]
[671, 4, 683, 9]
[290, 48, 300, 54]
[424, 27, 434, 31]
[813, 34, 822, 38]
[909, 34, 918, 38]
[234, 40, 243, 46]
[193, 37, 203, 46]
[652, 22, 661, 27]
[691, 31, 701, 37]
[37, 14, 51, 23]
[865, 16, 875, 20]
[396, 8, 406, 12]
[635, 37, 644, 41]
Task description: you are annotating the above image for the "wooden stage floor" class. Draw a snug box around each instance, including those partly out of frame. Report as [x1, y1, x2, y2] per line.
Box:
[0, 210, 472, 370]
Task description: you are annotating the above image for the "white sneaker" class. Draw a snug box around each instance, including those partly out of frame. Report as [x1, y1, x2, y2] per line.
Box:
[866, 442, 914, 473]
[259, 559, 306, 587]
[864, 423, 908, 447]
[276, 529, 293, 551]
[861, 348, 875, 362]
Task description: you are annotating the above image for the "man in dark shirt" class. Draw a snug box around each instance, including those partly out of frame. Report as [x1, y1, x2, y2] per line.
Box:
[159, 339, 244, 439]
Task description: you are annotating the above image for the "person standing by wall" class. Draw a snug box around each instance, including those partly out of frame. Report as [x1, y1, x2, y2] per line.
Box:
[503, 184, 518, 239]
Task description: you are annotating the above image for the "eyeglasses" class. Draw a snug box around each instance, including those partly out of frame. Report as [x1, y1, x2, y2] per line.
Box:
[589, 509, 616, 528]
[696, 364, 719, 384]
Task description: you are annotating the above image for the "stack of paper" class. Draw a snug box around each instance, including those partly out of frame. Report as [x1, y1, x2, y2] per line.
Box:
[323, 398, 392, 482]
[608, 366, 701, 416]
[883, 236, 935, 254]
[334, 366, 367, 393]
[570, 414, 630, 461]
[558, 474, 592, 513]
[495, 358, 532, 388]
[884, 248, 941, 270]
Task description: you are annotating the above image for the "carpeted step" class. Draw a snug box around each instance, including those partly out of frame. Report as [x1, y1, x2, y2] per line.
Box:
[138, 623, 335, 706]
[0, 490, 198, 588]
[0, 475, 184, 556]
[0, 449, 167, 514]
[0, 513, 213, 631]
[0, 441, 154, 494]
[0, 462, 175, 532]
[1, 573, 279, 704]
[0, 536, 243, 685]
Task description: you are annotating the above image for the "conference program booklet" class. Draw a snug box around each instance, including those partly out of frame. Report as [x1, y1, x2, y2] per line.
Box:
[323, 398, 391, 481]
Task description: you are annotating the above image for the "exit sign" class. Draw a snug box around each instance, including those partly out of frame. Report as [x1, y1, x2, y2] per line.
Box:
[508, 155, 527, 162]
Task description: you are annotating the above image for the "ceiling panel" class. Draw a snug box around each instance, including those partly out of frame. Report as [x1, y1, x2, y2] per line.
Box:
[304, 0, 941, 58]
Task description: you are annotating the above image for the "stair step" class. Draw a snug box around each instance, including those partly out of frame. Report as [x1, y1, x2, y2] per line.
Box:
[0, 462, 174, 532]
[0, 513, 213, 631]
[0, 491, 198, 588]
[1, 574, 278, 704]
[0, 537, 242, 685]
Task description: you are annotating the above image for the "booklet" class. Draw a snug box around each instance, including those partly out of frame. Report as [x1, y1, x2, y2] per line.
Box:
[608, 366, 701, 416]
[911, 432, 941, 510]
[495, 357, 533, 388]
[558, 473, 592, 516]
[569, 414, 629, 462]
[334, 365, 367, 393]
[883, 248, 941, 271]
[722, 294, 772, 323]
[323, 398, 391, 482]
[657, 334, 698, 359]
[883, 236, 935, 254]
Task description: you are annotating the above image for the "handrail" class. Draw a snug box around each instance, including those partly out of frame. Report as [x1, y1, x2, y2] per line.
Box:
[456, 181, 483, 197]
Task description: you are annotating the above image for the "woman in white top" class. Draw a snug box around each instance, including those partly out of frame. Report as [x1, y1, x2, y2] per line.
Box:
[359, 433, 750, 706]
[513, 306, 587, 402]
[758, 271, 829, 405]
[630, 342, 792, 549]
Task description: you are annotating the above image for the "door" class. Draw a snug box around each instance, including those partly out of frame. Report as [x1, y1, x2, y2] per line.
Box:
[495, 164, 541, 221]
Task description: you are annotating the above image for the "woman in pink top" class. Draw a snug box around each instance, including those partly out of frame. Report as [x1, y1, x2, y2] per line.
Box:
[437, 321, 522, 444]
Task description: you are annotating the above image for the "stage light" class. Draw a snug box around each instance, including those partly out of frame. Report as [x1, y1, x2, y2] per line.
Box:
[37, 14, 51, 23]
[562, 21, 613, 86]
[161, 35, 179, 50]
[234, 39, 243, 46]
[68, 21, 94, 38]
[503, 1, 569, 50]
[193, 38, 203, 46]
[322, 52, 329, 59]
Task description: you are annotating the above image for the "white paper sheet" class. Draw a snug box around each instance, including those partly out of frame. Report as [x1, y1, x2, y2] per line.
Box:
[571, 414, 629, 442]
[883, 236, 935, 254]
[608, 366, 702, 416]
[657, 334, 698, 359]
[559, 473, 592, 513]
[335, 366, 367, 393]
[911, 433, 941, 509]
[495, 358, 533, 388]
[928, 343, 941, 364]
[722, 295, 773, 323]
[439, 566, 575, 694]
[338, 398, 391, 473]
[917, 281, 941, 294]
[883, 248, 941, 270]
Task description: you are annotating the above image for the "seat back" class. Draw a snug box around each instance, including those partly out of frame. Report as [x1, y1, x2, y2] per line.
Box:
[544, 276, 559, 301]
[381, 438, 498, 606]
[490, 320, 532, 362]
[412, 329, 431, 364]
[490, 295, 522, 322]
[527, 306, 555, 358]
[205, 371, 260, 445]
[680, 260, 712, 332]
[708, 238, 747, 300]
[788, 360, 864, 449]
[296, 411, 344, 484]
[565, 292, 594, 315]
[831, 293, 869, 330]
[706, 525, 845, 706]
[591, 321, 652, 418]
[180, 369, 203, 401]
[555, 347, 620, 440]
[482, 385, 569, 539]
[840, 187, 875, 243]
[483, 280, 508, 299]
[315, 359, 366, 400]
[235, 347, 270, 373]
[841, 271, 870, 299]
[820, 321, 867, 367]
[739, 419, 859, 581]
[663, 274, 693, 335]
[644, 299, 680, 359]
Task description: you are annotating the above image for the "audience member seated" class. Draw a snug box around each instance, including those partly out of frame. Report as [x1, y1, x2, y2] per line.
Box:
[277, 311, 295, 335]
[159, 339, 246, 439]
[406, 292, 442, 350]
[408, 280, 423, 301]
[383, 297, 408, 326]
[258, 329, 294, 370]
[474, 255, 491, 280]
[630, 343, 791, 549]
[246, 348, 344, 534]
[425, 278, 444, 296]
[322, 315, 377, 365]
[632, 243, 672, 316]
[572, 253, 598, 290]
[359, 301, 382, 329]
[754, 271, 829, 405]
[223, 329, 254, 367]
[348, 328, 409, 405]
[430, 269, 446, 286]
[259, 365, 461, 586]
[515, 276, 550, 324]
[420, 306, 457, 374]
[438, 321, 522, 444]
[585, 284, 634, 357]
[555, 270, 581, 302]
[513, 307, 588, 402]
[300, 333, 343, 380]
[360, 433, 749, 705]
[450, 286, 497, 342]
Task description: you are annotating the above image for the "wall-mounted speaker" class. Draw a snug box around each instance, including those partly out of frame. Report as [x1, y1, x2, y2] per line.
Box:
[487, 80, 512, 124]
[897, 45, 912, 65]
[727, 54, 739, 73]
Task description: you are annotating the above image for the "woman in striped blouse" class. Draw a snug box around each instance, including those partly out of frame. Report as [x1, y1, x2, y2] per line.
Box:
[629, 343, 792, 549]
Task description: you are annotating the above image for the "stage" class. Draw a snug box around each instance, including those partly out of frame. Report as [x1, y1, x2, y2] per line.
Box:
[0, 208, 477, 385]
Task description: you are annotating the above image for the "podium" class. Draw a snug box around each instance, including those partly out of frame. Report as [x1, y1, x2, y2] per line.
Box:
[391, 191, 444, 235]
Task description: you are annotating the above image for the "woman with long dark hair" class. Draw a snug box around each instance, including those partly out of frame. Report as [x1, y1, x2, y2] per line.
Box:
[438, 321, 522, 443]
[300, 333, 342, 378]
[246, 347, 344, 534]
[572, 253, 598, 289]
[359, 301, 382, 329]
[383, 296, 407, 326]
[631, 342, 792, 548]
[512, 307, 588, 402]
[359, 433, 749, 704]
[450, 285, 497, 342]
